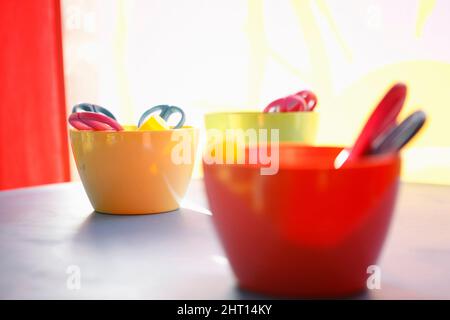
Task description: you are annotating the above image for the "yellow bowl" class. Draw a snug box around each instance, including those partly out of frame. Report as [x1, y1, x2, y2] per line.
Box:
[204, 111, 318, 143]
[70, 127, 199, 214]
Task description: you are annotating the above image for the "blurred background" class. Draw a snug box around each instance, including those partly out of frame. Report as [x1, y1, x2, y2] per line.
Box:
[1, 0, 449, 189]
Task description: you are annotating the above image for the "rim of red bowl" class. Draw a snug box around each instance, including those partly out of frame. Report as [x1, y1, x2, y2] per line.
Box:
[202, 144, 400, 171]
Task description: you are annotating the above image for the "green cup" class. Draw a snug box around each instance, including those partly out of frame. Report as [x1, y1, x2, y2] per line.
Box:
[204, 111, 318, 143]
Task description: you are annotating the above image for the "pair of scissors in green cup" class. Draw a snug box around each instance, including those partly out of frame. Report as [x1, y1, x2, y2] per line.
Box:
[71, 103, 186, 130]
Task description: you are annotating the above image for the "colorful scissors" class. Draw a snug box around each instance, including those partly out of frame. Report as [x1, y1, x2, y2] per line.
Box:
[370, 110, 426, 155]
[263, 90, 317, 113]
[138, 105, 185, 129]
[334, 83, 407, 168]
[72, 103, 117, 120]
[68, 112, 123, 131]
[346, 83, 407, 162]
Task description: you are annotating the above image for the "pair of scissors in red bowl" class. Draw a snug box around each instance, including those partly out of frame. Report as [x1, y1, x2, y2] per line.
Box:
[335, 83, 427, 168]
[345, 83, 407, 162]
[263, 90, 317, 113]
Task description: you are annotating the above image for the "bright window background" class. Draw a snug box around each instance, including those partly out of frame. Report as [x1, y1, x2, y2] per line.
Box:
[62, 0, 450, 185]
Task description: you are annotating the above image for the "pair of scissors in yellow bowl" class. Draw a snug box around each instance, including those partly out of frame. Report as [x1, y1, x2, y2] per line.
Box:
[69, 103, 185, 131]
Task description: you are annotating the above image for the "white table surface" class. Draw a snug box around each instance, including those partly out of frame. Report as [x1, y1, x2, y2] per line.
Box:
[0, 180, 449, 299]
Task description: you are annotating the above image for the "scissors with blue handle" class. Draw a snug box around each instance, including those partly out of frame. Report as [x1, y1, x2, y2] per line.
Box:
[138, 105, 185, 129]
[72, 103, 117, 121]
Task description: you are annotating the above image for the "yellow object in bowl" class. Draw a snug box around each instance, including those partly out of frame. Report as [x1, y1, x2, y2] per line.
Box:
[138, 115, 170, 131]
[70, 127, 198, 214]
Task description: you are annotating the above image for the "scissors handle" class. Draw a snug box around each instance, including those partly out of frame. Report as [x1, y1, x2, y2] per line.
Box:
[283, 94, 308, 112]
[263, 98, 285, 113]
[296, 90, 317, 111]
[370, 110, 426, 155]
[346, 83, 407, 162]
[263, 90, 316, 113]
[138, 105, 185, 129]
[72, 103, 117, 120]
[69, 112, 123, 131]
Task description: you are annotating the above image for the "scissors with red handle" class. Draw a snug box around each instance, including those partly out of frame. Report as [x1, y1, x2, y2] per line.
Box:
[346, 83, 407, 162]
[68, 112, 124, 131]
[263, 90, 318, 113]
[334, 83, 407, 168]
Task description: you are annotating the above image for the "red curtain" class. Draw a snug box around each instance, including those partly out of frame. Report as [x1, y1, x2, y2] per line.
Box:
[0, 0, 69, 190]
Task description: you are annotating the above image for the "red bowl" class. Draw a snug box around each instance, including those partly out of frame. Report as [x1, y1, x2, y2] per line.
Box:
[203, 145, 401, 297]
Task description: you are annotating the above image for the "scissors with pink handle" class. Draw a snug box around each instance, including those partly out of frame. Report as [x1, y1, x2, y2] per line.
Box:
[263, 90, 318, 113]
[68, 112, 124, 131]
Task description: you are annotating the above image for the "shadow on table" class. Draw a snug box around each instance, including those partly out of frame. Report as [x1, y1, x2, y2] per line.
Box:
[72, 211, 423, 300]
[228, 286, 371, 300]
[72, 208, 217, 248]
[231, 286, 425, 300]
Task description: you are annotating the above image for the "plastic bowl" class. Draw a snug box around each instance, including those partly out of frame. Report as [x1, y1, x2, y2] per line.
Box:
[70, 127, 198, 214]
[203, 145, 401, 297]
[204, 111, 318, 143]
